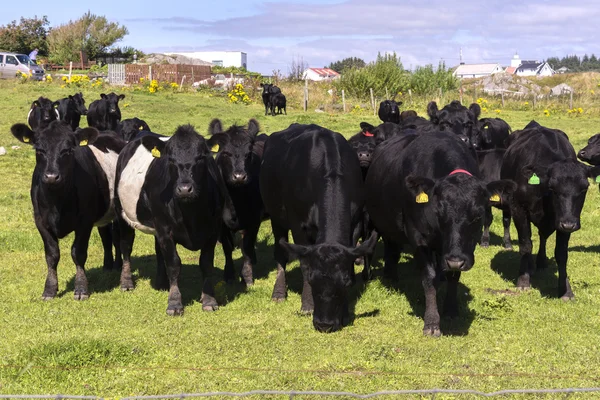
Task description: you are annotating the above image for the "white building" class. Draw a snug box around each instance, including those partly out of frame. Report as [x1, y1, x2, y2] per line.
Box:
[506, 53, 555, 77]
[453, 63, 504, 79]
[165, 51, 247, 69]
[302, 68, 340, 81]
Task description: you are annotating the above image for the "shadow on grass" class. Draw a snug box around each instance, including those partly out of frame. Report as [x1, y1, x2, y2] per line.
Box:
[569, 244, 600, 254]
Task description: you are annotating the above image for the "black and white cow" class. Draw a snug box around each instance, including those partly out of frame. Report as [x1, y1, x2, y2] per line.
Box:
[87, 93, 125, 131]
[28, 97, 59, 132]
[260, 123, 377, 332]
[11, 120, 125, 300]
[114, 125, 237, 315]
[54, 92, 87, 131]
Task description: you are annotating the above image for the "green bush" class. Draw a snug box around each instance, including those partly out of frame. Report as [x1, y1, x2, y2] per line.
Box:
[410, 62, 459, 96]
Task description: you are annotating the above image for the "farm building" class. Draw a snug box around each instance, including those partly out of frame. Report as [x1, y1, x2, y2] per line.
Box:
[303, 68, 340, 81]
[164, 51, 247, 69]
[507, 53, 555, 76]
[453, 63, 504, 79]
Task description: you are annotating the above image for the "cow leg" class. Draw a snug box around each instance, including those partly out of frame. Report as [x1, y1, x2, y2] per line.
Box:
[154, 236, 168, 290]
[264, 102, 269, 116]
[480, 206, 492, 248]
[71, 226, 93, 300]
[240, 224, 259, 287]
[512, 205, 534, 290]
[38, 227, 60, 300]
[97, 225, 115, 271]
[112, 222, 122, 270]
[199, 240, 219, 311]
[156, 235, 183, 315]
[536, 228, 551, 271]
[502, 207, 513, 250]
[271, 223, 289, 301]
[221, 227, 236, 284]
[418, 248, 440, 337]
[352, 220, 364, 271]
[555, 230, 574, 300]
[283, 106, 287, 115]
[383, 238, 401, 280]
[300, 260, 314, 314]
[118, 218, 135, 291]
[443, 271, 461, 318]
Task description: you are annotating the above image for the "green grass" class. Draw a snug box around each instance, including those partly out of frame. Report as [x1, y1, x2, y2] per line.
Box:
[2, 80, 600, 399]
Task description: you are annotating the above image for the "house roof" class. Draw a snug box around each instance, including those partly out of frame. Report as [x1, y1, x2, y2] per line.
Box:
[505, 66, 517, 74]
[453, 63, 501, 76]
[516, 61, 543, 72]
[306, 68, 339, 77]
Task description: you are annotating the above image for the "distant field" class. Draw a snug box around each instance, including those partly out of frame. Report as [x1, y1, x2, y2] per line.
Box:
[2, 80, 600, 398]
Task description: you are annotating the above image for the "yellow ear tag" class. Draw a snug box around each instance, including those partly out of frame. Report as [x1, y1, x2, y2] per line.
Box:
[79, 139, 88, 146]
[23, 137, 30, 143]
[416, 192, 429, 204]
[151, 146, 161, 158]
[211, 144, 219, 153]
[138, 125, 144, 130]
[490, 193, 501, 202]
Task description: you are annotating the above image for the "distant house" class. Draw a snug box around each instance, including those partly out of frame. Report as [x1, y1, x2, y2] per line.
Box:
[453, 63, 504, 79]
[515, 61, 555, 77]
[303, 68, 340, 81]
[557, 67, 569, 74]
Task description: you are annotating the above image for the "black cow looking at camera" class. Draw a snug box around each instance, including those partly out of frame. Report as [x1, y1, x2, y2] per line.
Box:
[208, 118, 267, 286]
[260, 123, 377, 333]
[473, 117, 512, 150]
[501, 123, 600, 299]
[366, 131, 515, 336]
[115, 125, 237, 315]
[116, 118, 151, 142]
[378, 99, 401, 124]
[260, 83, 281, 116]
[54, 92, 87, 131]
[87, 93, 125, 131]
[27, 97, 59, 132]
[427, 100, 481, 144]
[11, 120, 125, 300]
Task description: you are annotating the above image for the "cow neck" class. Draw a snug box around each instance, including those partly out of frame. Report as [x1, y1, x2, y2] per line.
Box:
[448, 169, 473, 177]
[316, 180, 352, 246]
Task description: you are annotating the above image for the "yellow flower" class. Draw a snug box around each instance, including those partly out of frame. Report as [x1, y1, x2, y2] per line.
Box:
[578, 107, 583, 114]
[544, 109, 550, 116]
[524, 101, 529, 105]
[591, 90, 595, 95]
[481, 107, 488, 112]
[495, 109, 501, 114]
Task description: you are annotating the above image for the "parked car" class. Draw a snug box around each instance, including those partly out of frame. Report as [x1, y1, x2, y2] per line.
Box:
[0, 52, 45, 81]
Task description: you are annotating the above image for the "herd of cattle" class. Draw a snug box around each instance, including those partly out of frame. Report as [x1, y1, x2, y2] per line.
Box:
[11, 91, 600, 336]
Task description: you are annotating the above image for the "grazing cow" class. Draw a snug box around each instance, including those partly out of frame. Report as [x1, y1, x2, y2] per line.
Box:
[27, 97, 59, 132]
[115, 125, 237, 315]
[11, 121, 125, 300]
[116, 118, 151, 142]
[473, 118, 512, 150]
[270, 92, 287, 115]
[87, 93, 125, 131]
[260, 123, 377, 332]
[366, 131, 514, 336]
[54, 92, 87, 131]
[260, 83, 281, 116]
[577, 133, 600, 165]
[378, 100, 401, 124]
[208, 118, 267, 286]
[501, 123, 600, 299]
[427, 100, 481, 144]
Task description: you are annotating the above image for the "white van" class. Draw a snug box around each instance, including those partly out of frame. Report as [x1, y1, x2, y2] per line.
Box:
[0, 52, 45, 81]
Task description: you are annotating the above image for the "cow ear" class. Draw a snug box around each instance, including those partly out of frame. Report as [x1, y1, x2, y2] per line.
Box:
[348, 231, 378, 257]
[11, 123, 36, 145]
[140, 135, 166, 158]
[206, 134, 228, 154]
[118, 94, 125, 100]
[405, 175, 435, 204]
[278, 238, 311, 261]
[583, 164, 600, 180]
[522, 165, 544, 184]
[53, 100, 60, 109]
[427, 101, 439, 123]
[74, 127, 99, 146]
[396, 100, 403, 107]
[141, 121, 150, 131]
[32, 100, 40, 108]
[68, 95, 74, 100]
[247, 119, 260, 138]
[359, 122, 375, 133]
[100, 93, 107, 99]
[469, 103, 481, 119]
[208, 119, 223, 135]
[486, 179, 516, 206]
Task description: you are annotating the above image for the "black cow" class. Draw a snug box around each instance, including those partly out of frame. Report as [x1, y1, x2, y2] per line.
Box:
[260, 123, 377, 332]
[87, 93, 125, 131]
[28, 97, 59, 132]
[501, 123, 600, 299]
[115, 125, 237, 315]
[11, 120, 125, 300]
[260, 83, 281, 116]
[427, 100, 481, 144]
[473, 118, 512, 150]
[378, 100, 401, 124]
[208, 118, 267, 286]
[366, 131, 514, 336]
[53, 92, 87, 131]
[577, 133, 600, 165]
[116, 118, 151, 142]
[400, 110, 418, 121]
[271, 93, 287, 115]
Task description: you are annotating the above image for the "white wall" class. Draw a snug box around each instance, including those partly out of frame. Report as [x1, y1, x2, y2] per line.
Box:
[166, 51, 247, 68]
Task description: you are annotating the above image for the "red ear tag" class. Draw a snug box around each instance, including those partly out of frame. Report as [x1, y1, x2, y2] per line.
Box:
[363, 131, 374, 137]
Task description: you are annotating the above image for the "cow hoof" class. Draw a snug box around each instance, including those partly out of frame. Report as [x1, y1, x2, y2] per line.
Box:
[423, 326, 442, 337]
[480, 241, 489, 248]
[354, 257, 364, 266]
[166, 307, 184, 316]
[74, 293, 89, 301]
[272, 296, 286, 303]
[202, 304, 219, 312]
[300, 308, 313, 315]
[503, 244, 513, 251]
[516, 285, 531, 291]
[41, 295, 55, 301]
[561, 294, 575, 301]
[120, 283, 134, 291]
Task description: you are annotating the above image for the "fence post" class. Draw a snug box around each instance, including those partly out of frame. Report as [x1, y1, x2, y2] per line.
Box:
[180, 75, 186, 91]
[68, 62, 73, 80]
[408, 89, 412, 105]
[304, 79, 308, 112]
[501, 91, 505, 107]
[342, 89, 346, 112]
[439, 87, 443, 105]
[385, 87, 389, 100]
[370, 88, 375, 112]
[474, 87, 477, 102]
[533, 94, 536, 110]
[570, 91, 573, 109]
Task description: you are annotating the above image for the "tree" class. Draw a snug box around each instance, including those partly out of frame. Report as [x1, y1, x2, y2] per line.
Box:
[327, 57, 366, 73]
[0, 16, 50, 56]
[287, 55, 308, 82]
[47, 11, 128, 64]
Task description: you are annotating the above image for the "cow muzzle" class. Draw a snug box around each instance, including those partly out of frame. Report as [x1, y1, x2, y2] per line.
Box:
[43, 173, 61, 185]
[558, 220, 580, 233]
[445, 257, 466, 271]
[231, 172, 248, 185]
[175, 183, 195, 199]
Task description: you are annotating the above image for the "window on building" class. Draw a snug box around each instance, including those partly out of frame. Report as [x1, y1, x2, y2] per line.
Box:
[212, 60, 223, 67]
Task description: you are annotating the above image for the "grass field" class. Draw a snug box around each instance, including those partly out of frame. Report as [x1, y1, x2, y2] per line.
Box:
[2, 80, 600, 399]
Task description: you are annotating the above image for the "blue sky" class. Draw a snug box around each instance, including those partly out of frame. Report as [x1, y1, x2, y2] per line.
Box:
[2, 0, 599, 74]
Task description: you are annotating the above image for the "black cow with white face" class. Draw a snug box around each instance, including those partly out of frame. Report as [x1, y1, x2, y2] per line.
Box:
[501, 123, 600, 299]
[427, 100, 481, 145]
[260, 123, 377, 332]
[378, 99, 401, 124]
[366, 131, 515, 336]
[87, 92, 125, 131]
[116, 118, 151, 142]
[115, 125, 237, 315]
[54, 92, 87, 131]
[28, 97, 59, 132]
[208, 118, 267, 286]
[11, 120, 125, 300]
[578, 133, 600, 165]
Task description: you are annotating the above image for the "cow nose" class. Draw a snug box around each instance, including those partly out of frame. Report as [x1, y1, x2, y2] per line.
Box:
[358, 152, 371, 160]
[43, 173, 60, 184]
[232, 172, 247, 183]
[446, 258, 465, 270]
[176, 184, 193, 196]
[313, 321, 339, 333]
[578, 150, 586, 158]
[559, 221, 579, 232]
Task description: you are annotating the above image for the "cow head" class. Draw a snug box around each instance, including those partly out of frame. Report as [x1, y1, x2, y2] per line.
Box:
[427, 100, 481, 143]
[406, 173, 515, 271]
[349, 122, 384, 171]
[100, 92, 125, 115]
[70, 92, 88, 116]
[12, 121, 98, 187]
[522, 161, 600, 233]
[207, 118, 260, 186]
[117, 118, 151, 142]
[578, 134, 600, 165]
[28, 97, 58, 131]
[260, 83, 280, 95]
[472, 118, 512, 151]
[378, 100, 402, 124]
[279, 232, 378, 333]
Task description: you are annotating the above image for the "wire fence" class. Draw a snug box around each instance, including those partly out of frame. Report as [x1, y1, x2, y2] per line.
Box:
[3, 388, 600, 399]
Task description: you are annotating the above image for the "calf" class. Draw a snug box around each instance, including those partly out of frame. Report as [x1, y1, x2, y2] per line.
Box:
[427, 100, 481, 144]
[87, 93, 125, 131]
[366, 131, 514, 336]
[271, 93, 287, 115]
[27, 97, 59, 132]
[260, 83, 281, 116]
[11, 121, 125, 300]
[208, 118, 267, 286]
[473, 118, 511, 150]
[502, 124, 600, 299]
[378, 99, 401, 124]
[115, 125, 236, 315]
[54, 92, 87, 131]
[577, 133, 600, 165]
[260, 123, 377, 332]
[116, 118, 151, 142]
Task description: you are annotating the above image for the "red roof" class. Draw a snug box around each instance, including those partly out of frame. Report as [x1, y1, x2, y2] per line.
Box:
[505, 66, 516, 74]
[307, 68, 340, 77]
